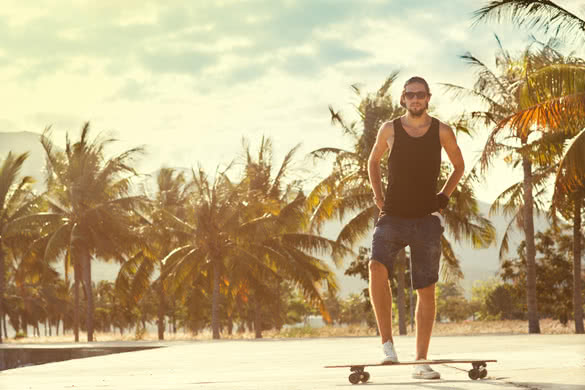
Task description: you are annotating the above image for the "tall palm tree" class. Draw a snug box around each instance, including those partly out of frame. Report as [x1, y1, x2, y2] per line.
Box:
[474, 0, 585, 333]
[235, 137, 346, 337]
[443, 39, 575, 333]
[116, 167, 193, 340]
[10, 123, 147, 342]
[161, 166, 246, 339]
[0, 152, 39, 343]
[310, 74, 495, 333]
[552, 134, 585, 333]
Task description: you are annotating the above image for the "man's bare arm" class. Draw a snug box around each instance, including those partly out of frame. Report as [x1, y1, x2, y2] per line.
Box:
[368, 122, 392, 210]
[438, 122, 465, 197]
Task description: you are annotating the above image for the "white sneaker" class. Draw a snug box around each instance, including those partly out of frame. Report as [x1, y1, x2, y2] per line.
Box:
[412, 364, 441, 379]
[381, 340, 399, 364]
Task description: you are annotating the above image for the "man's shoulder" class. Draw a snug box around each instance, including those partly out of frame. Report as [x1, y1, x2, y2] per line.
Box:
[380, 116, 403, 132]
[379, 119, 395, 134]
[435, 118, 453, 133]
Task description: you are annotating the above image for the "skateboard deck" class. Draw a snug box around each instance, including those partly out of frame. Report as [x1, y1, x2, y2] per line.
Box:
[325, 359, 497, 384]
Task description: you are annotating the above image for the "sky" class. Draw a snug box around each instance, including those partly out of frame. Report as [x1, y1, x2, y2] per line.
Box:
[1, 0, 584, 203]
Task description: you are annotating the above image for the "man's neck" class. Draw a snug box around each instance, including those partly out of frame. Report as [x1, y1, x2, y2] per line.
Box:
[404, 111, 431, 126]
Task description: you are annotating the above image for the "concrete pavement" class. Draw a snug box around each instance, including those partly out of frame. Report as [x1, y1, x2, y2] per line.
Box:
[1, 334, 584, 389]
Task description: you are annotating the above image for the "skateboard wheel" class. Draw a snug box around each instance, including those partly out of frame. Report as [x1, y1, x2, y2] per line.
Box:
[349, 372, 360, 384]
[479, 368, 487, 379]
[468, 368, 480, 380]
[361, 372, 370, 382]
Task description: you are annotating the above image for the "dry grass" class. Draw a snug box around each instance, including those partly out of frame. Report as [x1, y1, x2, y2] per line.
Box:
[4, 319, 578, 344]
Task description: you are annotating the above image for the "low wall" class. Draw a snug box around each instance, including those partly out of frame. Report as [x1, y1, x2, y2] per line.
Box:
[0, 344, 164, 370]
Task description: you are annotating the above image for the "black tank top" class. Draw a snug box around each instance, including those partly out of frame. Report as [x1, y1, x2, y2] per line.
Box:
[381, 117, 441, 218]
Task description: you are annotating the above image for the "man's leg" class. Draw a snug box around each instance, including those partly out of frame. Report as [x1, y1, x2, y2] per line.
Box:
[415, 283, 436, 360]
[368, 260, 393, 344]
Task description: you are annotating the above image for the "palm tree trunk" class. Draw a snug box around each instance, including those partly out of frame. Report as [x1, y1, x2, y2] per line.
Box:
[74, 262, 80, 342]
[275, 282, 284, 331]
[227, 314, 233, 336]
[522, 157, 540, 334]
[254, 292, 262, 339]
[157, 283, 165, 340]
[212, 259, 221, 339]
[0, 243, 4, 344]
[82, 249, 94, 342]
[573, 195, 584, 334]
[396, 249, 407, 335]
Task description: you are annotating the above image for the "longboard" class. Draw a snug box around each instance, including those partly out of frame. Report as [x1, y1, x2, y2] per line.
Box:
[325, 359, 497, 384]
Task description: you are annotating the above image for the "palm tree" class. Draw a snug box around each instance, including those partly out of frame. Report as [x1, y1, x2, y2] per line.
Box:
[552, 134, 585, 333]
[160, 166, 246, 339]
[116, 167, 193, 340]
[0, 152, 39, 343]
[443, 39, 574, 333]
[474, 0, 585, 333]
[235, 137, 346, 337]
[310, 73, 495, 333]
[162, 160, 345, 339]
[10, 123, 147, 342]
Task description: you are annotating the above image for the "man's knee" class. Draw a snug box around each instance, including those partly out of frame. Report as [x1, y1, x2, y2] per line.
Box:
[369, 259, 388, 276]
[416, 283, 436, 300]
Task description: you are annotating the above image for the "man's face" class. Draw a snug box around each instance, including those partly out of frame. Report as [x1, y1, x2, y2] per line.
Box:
[402, 82, 430, 117]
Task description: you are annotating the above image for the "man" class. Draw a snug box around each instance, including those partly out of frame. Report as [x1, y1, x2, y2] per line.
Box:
[367, 76, 465, 380]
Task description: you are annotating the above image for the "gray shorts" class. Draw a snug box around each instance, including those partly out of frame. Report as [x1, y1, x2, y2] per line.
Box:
[371, 213, 444, 290]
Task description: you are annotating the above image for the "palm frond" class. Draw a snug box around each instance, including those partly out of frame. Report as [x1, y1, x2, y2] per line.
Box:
[0, 151, 30, 214]
[473, 0, 585, 44]
[440, 83, 508, 115]
[130, 252, 156, 303]
[439, 236, 464, 283]
[329, 105, 358, 139]
[495, 92, 585, 138]
[334, 206, 377, 251]
[6, 213, 66, 236]
[552, 127, 585, 199]
[44, 223, 73, 263]
[498, 208, 524, 260]
[269, 143, 301, 198]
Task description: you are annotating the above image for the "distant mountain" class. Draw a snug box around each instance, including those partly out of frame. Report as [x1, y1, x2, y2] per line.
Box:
[1, 131, 550, 298]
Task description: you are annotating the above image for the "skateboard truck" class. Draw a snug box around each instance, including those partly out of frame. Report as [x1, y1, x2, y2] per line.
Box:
[468, 361, 488, 380]
[348, 366, 369, 384]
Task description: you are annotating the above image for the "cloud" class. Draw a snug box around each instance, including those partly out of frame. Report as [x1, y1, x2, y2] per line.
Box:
[2, 0, 576, 205]
[0, 1, 394, 84]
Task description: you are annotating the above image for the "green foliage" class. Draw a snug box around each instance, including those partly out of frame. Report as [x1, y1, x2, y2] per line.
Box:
[322, 290, 342, 325]
[436, 282, 473, 322]
[471, 278, 525, 320]
[279, 324, 319, 338]
[501, 225, 585, 324]
[339, 293, 368, 325]
[486, 283, 524, 320]
[285, 289, 319, 325]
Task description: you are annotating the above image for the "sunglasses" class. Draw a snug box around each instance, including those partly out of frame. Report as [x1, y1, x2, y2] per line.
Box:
[404, 91, 428, 99]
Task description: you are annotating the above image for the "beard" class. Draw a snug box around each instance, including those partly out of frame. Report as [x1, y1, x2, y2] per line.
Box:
[407, 105, 426, 117]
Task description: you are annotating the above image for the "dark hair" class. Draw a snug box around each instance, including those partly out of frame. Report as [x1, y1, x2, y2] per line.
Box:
[400, 76, 431, 108]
